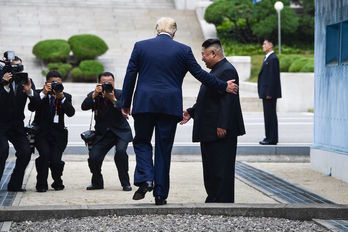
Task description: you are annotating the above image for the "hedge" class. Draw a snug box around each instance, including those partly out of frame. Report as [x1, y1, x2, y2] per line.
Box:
[68, 34, 108, 61]
[70, 60, 104, 82]
[300, 59, 314, 72]
[288, 58, 310, 72]
[279, 55, 300, 72]
[32, 39, 70, 63]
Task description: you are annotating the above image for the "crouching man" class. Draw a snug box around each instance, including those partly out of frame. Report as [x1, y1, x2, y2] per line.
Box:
[28, 70, 75, 192]
[81, 72, 132, 191]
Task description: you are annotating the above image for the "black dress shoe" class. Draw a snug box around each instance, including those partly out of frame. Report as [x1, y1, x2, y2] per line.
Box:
[51, 182, 65, 191]
[259, 140, 277, 145]
[36, 187, 47, 193]
[7, 187, 26, 192]
[133, 182, 153, 200]
[155, 196, 167, 205]
[122, 185, 132, 191]
[86, 184, 104, 190]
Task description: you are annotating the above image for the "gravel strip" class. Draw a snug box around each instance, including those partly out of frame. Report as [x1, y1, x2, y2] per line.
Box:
[10, 214, 327, 231]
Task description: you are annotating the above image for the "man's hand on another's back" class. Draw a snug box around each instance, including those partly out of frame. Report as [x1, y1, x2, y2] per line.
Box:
[226, 79, 238, 94]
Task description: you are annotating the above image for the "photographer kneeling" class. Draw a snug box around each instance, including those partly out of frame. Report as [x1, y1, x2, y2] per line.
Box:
[28, 70, 75, 192]
[0, 51, 39, 192]
[81, 72, 132, 191]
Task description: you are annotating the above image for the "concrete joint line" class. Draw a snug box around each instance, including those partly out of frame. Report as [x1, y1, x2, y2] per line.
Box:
[0, 204, 347, 222]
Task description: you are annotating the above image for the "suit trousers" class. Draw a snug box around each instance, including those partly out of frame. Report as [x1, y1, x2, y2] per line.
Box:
[89, 131, 130, 187]
[200, 137, 237, 203]
[262, 98, 278, 143]
[132, 113, 178, 199]
[0, 126, 31, 189]
[35, 134, 64, 188]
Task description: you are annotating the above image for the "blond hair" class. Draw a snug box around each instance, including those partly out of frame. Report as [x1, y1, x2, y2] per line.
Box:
[155, 17, 177, 36]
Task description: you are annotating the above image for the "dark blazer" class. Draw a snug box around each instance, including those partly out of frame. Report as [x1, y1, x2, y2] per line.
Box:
[187, 58, 245, 142]
[0, 79, 39, 128]
[121, 34, 228, 120]
[28, 90, 75, 151]
[81, 89, 133, 143]
[258, 52, 282, 99]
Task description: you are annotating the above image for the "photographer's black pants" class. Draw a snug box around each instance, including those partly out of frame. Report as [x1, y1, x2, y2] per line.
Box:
[35, 134, 64, 189]
[89, 131, 130, 187]
[0, 126, 31, 190]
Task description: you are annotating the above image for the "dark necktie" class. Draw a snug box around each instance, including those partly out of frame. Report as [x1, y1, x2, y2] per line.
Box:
[49, 96, 55, 115]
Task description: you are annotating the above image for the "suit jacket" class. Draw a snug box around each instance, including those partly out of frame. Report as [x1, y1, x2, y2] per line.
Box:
[187, 58, 245, 142]
[0, 79, 39, 129]
[81, 89, 133, 143]
[257, 52, 282, 99]
[121, 34, 228, 120]
[28, 90, 75, 151]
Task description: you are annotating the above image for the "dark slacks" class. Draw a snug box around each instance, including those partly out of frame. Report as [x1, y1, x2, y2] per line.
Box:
[262, 98, 278, 143]
[200, 137, 237, 203]
[0, 126, 31, 190]
[35, 134, 64, 189]
[89, 131, 130, 187]
[132, 113, 178, 199]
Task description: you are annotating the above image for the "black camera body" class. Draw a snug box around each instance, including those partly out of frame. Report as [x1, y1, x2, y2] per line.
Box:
[81, 130, 96, 151]
[102, 82, 113, 93]
[51, 80, 64, 93]
[0, 51, 27, 86]
[25, 124, 40, 154]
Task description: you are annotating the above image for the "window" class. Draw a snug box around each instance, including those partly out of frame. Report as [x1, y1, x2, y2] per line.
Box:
[326, 23, 340, 65]
[341, 21, 348, 64]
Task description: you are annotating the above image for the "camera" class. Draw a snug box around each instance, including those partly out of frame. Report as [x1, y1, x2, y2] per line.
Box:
[102, 82, 113, 93]
[13, 72, 29, 86]
[0, 51, 27, 85]
[51, 80, 64, 93]
[81, 130, 96, 151]
[25, 124, 40, 154]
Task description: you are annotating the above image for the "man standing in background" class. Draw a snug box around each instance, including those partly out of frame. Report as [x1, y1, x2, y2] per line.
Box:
[258, 39, 281, 145]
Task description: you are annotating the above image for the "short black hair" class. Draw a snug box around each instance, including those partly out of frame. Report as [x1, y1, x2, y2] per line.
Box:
[98, 72, 114, 82]
[202, 38, 222, 49]
[46, 70, 62, 81]
[264, 38, 275, 46]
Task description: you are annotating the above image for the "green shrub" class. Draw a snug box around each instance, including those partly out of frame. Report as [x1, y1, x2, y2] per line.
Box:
[68, 34, 108, 61]
[46, 62, 73, 79]
[279, 55, 300, 72]
[33, 39, 70, 63]
[288, 58, 310, 72]
[70, 60, 104, 82]
[300, 59, 314, 72]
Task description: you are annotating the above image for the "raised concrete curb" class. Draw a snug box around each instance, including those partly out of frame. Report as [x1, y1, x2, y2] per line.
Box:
[0, 204, 347, 222]
[10, 145, 310, 156]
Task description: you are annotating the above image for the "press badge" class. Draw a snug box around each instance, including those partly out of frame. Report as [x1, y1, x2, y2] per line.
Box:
[54, 114, 59, 123]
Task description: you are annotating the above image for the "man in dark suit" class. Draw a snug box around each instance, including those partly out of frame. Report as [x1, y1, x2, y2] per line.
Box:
[28, 70, 75, 192]
[181, 39, 245, 203]
[81, 72, 133, 191]
[121, 17, 238, 205]
[0, 53, 39, 192]
[257, 39, 282, 145]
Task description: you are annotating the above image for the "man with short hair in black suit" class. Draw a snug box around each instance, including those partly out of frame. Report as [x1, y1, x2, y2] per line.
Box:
[181, 39, 245, 203]
[28, 70, 75, 192]
[81, 72, 132, 191]
[258, 39, 282, 145]
[0, 53, 39, 192]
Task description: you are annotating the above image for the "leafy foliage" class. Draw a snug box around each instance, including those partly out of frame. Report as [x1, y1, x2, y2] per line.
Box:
[68, 34, 108, 61]
[32, 39, 70, 63]
[70, 60, 104, 82]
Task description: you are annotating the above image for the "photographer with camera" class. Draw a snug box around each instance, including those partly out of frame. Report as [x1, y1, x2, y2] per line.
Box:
[81, 72, 132, 191]
[28, 70, 75, 192]
[0, 51, 39, 192]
